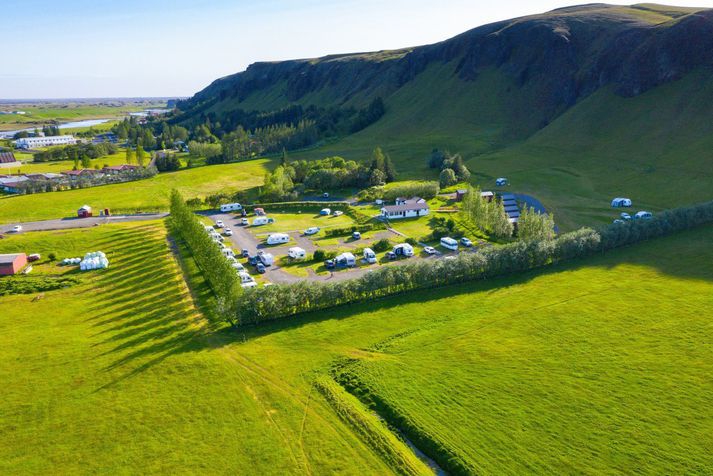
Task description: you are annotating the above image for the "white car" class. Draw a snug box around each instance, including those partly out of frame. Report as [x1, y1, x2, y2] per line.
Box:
[304, 227, 320, 236]
[215, 220, 225, 228]
[460, 238, 473, 247]
[333, 210, 343, 216]
[424, 246, 437, 255]
[224, 228, 233, 236]
[12, 225, 22, 233]
[240, 218, 249, 226]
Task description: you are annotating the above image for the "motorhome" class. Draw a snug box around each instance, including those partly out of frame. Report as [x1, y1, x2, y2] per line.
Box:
[221, 248, 235, 258]
[363, 248, 377, 264]
[258, 253, 275, 266]
[335, 252, 356, 268]
[220, 203, 243, 212]
[238, 271, 258, 288]
[266, 233, 290, 245]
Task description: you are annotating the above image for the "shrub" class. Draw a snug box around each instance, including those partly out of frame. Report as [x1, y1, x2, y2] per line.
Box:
[372, 238, 391, 252]
[405, 237, 417, 246]
[48, 253, 56, 262]
[313, 249, 326, 262]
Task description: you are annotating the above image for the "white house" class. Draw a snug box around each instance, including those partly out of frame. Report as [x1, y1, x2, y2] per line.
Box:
[13, 135, 76, 149]
[380, 197, 429, 220]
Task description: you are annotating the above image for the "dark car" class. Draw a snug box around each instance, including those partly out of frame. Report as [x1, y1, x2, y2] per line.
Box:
[248, 255, 258, 266]
[386, 251, 397, 260]
[241, 248, 250, 258]
[256, 263, 266, 274]
[324, 259, 336, 269]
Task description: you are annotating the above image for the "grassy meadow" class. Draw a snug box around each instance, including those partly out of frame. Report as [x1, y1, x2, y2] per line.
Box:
[0, 103, 161, 132]
[2, 219, 712, 473]
[0, 159, 272, 223]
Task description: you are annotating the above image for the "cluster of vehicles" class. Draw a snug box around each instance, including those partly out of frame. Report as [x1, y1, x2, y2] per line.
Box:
[610, 197, 653, 224]
[203, 223, 257, 288]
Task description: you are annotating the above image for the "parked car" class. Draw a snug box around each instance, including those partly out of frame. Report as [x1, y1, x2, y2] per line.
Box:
[386, 251, 397, 260]
[634, 211, 653, 220]
[248, 255, 258, 266]
[323, 192, 329, 198]
[496, 177, 508, 186]
[620, 212, 632, 220]
[304, 227, 320, 235]
[333, 210, 344, 217]
[324, 259, 336, 269]
[240, 218, 249, 226]
[215, 220, 225, 228]
[424, 246, 436, 255]
[241, 248, 250, 258]
[320, 208, 331, 216]
[254, 207, 266, 216]
[352, 231, 361, 240]
[460, 238, 473, 247]
[613, 219, 625, 224]
[256, 262, 266, 274]
[27, 253, 41, 262]
[11, 225, 22, 233]
[224, 228, 233, 236]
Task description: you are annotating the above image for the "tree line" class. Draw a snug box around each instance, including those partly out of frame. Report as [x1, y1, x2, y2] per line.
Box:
[259, 148, 396, 202]
[219, 199, 713, 326]
[459, 185, 514, 240]
[33, 142, 119, 164]
[170, 190, 243, 325]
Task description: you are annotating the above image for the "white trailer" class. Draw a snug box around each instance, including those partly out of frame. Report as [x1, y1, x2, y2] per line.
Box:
[258, 253, 275, 266]
[220, 203, 243, 212]
[266, 233, 290, 245]
[393, 243, 414, 257]
[440, 237, 459, 251]
[288, 247, 306, 260]
[252, 216, 275, 226]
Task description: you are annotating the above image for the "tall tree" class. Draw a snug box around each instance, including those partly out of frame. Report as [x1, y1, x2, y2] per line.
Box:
[136, 145, 146, 167]
[384, 153, 397, 182]
[125, 147, 135, 165]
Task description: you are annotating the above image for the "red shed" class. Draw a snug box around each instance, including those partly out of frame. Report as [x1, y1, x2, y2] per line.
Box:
[0, 253, 27, 276]
[77, 205, 93, 218]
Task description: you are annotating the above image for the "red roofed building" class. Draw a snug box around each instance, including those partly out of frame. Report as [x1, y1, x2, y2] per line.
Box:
[0, 253, 27, 276]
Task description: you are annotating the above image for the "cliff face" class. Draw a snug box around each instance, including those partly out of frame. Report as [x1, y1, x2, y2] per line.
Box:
[181, 4, 713, 127]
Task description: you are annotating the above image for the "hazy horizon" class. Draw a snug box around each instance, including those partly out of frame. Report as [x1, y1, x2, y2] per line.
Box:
[5, 0, 712, 100]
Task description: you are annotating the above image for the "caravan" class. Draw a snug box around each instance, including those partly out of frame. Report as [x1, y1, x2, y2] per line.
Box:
[393, 243, 414, 257]
[221, 248, 235, 259]
[220, 203, 243, 212]
[611, 198, 633, 208]
[252, 216, 275, 226]
[335, 252, 356, 268]
[238, 271, 258, 289]
[288, 247, 306, 260]
[258, 252, 275, 266]
[267, 233, 289, 245]
[440, 237, 459, 251]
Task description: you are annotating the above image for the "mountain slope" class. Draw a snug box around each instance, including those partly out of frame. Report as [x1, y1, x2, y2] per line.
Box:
[179, 4, 713, 228]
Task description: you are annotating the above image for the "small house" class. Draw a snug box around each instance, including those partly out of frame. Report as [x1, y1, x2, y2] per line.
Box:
[380, 200, 430, 220]
[77, 205, 93, 218]
[0, 253, 27, 276]
[455, 189, 468, 202]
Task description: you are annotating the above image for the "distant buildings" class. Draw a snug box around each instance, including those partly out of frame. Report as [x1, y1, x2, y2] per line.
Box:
[0, 151, 21, 168]
[13, 135, 76, 149]
[0, 253, 28, 276]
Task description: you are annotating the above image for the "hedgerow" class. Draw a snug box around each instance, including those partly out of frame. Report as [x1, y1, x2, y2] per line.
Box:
[170, 190, 242, 325]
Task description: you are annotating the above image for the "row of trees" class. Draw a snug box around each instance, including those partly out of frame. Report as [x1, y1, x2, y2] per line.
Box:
[357, 181, 440, 202]
[518, 206, 556, 241]
[124, 145, 148, 167]
[113, 117, 189, 150]
[226, 200, 713, 325]
[33, 142, 118, 163]
[170, 191, 242, 325]
[460, 185, 514, 239]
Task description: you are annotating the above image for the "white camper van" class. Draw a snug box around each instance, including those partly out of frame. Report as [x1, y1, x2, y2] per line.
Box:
[288, 247, 306, 260]
[363, 248, 377, 264]
[266, 233, 289, 245]
[238, 271, 258, 288]
[220, 203, 243, 212]
[221, 248, 235, 258]
[335, 252, 356, 268]
[440, 237, 459, 251]
[252, 216, 275, 226]
[258, 252, 275, 266]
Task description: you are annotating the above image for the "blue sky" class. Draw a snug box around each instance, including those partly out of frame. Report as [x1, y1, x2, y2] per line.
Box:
[4, 0, 711, 99]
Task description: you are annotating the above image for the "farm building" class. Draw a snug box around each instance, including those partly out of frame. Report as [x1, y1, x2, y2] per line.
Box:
[455, 189, 468, 202]
[77, 205, 93, 218]
[62, 169, 103, 180]
[0, 175, 29, 193]
[102, 164, 141, 174]
[13, 135, 76, 149]
[0, 253, 28, 276]
[381, 197, 430, 220]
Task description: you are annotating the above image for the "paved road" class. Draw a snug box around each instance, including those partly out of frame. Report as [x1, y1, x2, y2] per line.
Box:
[0, 213, 169, 234]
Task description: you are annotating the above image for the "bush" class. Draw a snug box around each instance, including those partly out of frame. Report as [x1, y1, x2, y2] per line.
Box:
[48, 253, 56, 262]
[372, 238, 391, 252]
[405, 238, 417, 246]
[313, 249, 326, 262]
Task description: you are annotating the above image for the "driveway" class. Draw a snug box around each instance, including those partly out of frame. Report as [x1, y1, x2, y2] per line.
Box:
[0, 213, 169, 234]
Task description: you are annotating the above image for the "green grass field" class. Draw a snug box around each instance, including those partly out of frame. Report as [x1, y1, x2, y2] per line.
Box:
[2, 220, 712, 473]
[0, 159, 272, 223]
